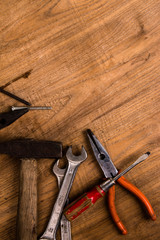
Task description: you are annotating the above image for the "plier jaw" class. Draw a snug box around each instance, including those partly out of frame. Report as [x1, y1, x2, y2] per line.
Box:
[87, 129, 118, 178]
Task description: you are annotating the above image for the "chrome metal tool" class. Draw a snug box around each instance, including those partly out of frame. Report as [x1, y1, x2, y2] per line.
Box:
[40, 146, 87, 240]
[53, 160, 72, 240]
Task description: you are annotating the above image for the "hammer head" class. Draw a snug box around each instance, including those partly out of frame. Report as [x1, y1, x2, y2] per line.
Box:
[0, 139, 62, 159]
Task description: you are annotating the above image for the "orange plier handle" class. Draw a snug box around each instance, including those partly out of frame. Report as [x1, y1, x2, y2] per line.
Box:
[108, 175, 156, 235]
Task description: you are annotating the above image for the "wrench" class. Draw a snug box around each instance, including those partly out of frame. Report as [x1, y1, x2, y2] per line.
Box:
[40, 146, 87, 240]
[53, 160, 72, 240]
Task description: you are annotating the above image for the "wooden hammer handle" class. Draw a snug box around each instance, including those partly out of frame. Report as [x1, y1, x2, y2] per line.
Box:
[17, 159, 37, 240]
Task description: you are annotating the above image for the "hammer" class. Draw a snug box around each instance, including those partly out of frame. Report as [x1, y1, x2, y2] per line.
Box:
[0, 139, 62, 240]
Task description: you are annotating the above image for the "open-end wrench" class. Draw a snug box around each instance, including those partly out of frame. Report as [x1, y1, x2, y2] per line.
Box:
[40, 146, 87, 240]
[53, 160, 72, 240]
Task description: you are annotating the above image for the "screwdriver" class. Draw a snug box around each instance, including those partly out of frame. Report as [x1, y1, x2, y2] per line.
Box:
[64, 153, 151, 221]
[0, 106, 52, 130]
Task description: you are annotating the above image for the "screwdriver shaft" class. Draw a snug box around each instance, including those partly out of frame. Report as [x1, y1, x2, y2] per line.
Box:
[11, 106, 52, 111]
[100, 152, 150, 192]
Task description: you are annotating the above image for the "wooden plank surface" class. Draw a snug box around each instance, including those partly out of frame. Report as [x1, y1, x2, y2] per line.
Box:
[0, 0, 160, 239]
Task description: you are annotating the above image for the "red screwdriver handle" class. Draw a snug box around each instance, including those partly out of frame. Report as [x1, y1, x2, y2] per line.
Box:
[64, 177, 156, 223]
[64, 185, 105, 221]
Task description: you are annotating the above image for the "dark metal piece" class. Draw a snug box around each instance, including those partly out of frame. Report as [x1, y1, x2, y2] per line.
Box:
[0, 108, 28, 130]
[87, 129, 118, 178]
[0, 87, 31, 106]
[0, 139, 62, 159]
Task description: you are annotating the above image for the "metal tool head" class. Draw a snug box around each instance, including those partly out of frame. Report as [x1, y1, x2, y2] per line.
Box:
[66, 146, 87, 164]
[0, 139, 62, 159]
[87, 129, 118, 178]
[53, 159, 66, 188]
[53, 159, 66, 177]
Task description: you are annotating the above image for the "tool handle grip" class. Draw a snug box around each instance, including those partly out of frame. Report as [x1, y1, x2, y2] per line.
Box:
[117, 176, 156, 220]
[17, 159, 37, 240]
[64, 185, 105, 221]
[0, 109, 28, 130]
[108, 185, 128, 235]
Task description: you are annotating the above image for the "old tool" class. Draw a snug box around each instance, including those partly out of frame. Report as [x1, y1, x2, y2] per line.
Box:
[0, 139, 62, 240]
[53, 160, 72, 240]
[0, 86, 31, 106]
[11, 106, 52, 111]
[0, 108, 28, 129]
[0, 106, 52, 130]
[64, 130, 156, 234]
[40, 146, 87, 240]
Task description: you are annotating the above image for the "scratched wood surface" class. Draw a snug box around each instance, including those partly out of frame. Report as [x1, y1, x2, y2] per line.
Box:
[0, 0, 160, 239]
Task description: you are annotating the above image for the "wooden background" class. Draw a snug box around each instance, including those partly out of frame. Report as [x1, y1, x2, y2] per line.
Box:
[0, 0, 160, 239]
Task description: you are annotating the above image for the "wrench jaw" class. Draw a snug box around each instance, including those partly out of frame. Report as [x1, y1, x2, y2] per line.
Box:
[66, 146, 87, 164]
[53, 160, 66, 186]
[53, 160, 66, 177]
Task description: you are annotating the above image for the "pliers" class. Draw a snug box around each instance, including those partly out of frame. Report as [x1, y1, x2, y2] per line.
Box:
[87, 129, 156, 234]
[64, 129, 156, 234]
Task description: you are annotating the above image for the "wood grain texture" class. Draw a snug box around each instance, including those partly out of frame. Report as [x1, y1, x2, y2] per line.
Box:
[17, 159, 37, 240]
[0, 0, 160, 239]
